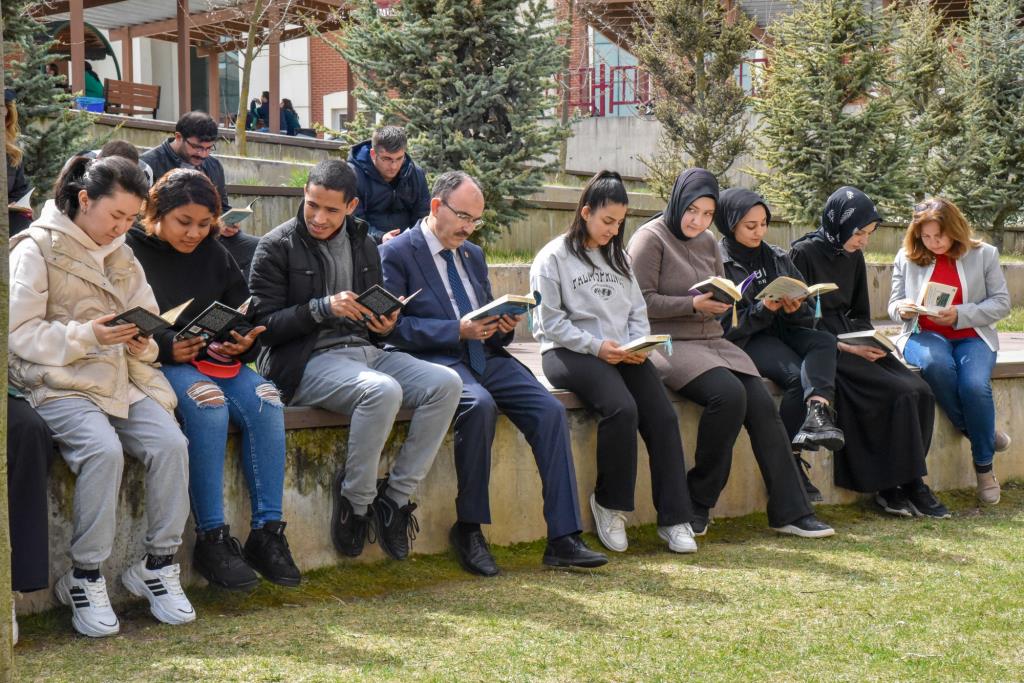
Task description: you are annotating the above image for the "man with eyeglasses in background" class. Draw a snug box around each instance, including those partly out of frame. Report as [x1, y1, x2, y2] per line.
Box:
[141, 111, 260, 277]
[379, 171, 607, 576]
[347, 125, 430, 244]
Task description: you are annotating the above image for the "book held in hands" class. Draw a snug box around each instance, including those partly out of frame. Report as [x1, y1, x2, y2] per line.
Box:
[899, 282, 958, 316]
[106, 298, 193, 336]
[461, 292, 539, 322]
[8, 187, 33, 213]
[755, 277, 838, 302]
[356, 285, 422, 318]
[174, 299, 251, 341]
[620, 334, 672, 354]
[219, 198, 259, 226]
[688, 277, 742, 304]
[836, 329, 897, 353]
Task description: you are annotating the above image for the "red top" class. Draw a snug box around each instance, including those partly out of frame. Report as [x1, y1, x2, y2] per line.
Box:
[918, 254, 978, 340]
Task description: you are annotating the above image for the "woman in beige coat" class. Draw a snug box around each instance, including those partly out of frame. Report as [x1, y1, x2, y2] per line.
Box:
[9, 156, 194, 638]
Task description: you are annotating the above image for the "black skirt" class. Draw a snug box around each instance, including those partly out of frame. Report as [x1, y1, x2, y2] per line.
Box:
[832, 352, 934, 492]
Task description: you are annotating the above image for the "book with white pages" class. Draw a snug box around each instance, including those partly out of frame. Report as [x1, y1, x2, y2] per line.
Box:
[219, 198, 259, 225]
[755, 276, 838, 302]
[836, 329, 897, 353]
[688, 276, 742, 304]
[899, 282, 958, 316]
[8, 187, 33, 212]
[461, 292, 538, 322]
[620, 334, 672, 354]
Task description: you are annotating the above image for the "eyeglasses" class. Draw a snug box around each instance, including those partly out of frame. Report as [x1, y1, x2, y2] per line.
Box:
[442, 199, 485, 228]
[184, 138, 217, 154]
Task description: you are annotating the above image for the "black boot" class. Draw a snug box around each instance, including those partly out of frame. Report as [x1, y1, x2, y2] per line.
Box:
[794, 451, 823, 503]
[194, 524, 259, 591]
[543, 533, 608, 568]
[792, 401, 845, 452]
[244, 521, 302, 587]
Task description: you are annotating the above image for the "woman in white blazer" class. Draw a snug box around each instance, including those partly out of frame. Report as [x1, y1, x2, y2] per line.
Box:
[888, 198, 1011, 505]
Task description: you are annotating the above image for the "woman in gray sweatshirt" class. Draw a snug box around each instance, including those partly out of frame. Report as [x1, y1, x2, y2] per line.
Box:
[530, 170, 697, 555]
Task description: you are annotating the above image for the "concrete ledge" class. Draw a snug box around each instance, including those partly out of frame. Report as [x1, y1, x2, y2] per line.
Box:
[20, 347, 1024, 614]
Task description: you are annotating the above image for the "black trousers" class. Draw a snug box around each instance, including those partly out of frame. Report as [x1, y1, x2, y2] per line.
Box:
[542, 348, 692, 527]
[7, 397, 51, 593]
[678, 368, 812, 527]
[744, 326, 838, 440]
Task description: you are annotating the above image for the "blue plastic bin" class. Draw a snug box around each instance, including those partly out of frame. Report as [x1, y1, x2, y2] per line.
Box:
[75, 96, 105, 113]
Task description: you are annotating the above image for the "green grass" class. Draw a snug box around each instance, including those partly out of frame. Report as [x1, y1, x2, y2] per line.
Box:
[483, 248, 535, 264]
[13, 484, 1024, 682]
[996, 307, 1024, 332]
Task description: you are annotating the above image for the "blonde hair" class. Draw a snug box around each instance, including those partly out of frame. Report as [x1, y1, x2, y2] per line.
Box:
[5, 99, 23, 167]
[904, 197, 981, 266]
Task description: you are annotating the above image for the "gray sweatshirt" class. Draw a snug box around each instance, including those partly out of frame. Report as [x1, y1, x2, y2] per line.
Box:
[530, 235, 650, 355]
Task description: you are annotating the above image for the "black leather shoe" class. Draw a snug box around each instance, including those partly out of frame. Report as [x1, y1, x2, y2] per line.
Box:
[450, 524, 499, 577]
[543, 533, 608, 568]
[792, 402, 845, 452]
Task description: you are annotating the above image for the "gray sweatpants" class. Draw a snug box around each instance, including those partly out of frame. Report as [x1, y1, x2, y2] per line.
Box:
[35, 397, 190, 570]
[291, 346, 462, 510]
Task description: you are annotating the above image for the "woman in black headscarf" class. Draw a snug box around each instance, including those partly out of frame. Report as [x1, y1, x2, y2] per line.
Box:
[790, 187, 944, 518]
[716, 188, 843, 502]
[628, 172, 833, 539]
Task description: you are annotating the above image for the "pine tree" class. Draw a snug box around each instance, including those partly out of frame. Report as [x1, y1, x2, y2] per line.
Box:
[753, 0, 911, 225]
[329, 0, 570, 244]
[940, 0, 1024, 250]
[887, 0, 960, 201]
[2, 0, 95, 209]
[634, 0, 755, 198]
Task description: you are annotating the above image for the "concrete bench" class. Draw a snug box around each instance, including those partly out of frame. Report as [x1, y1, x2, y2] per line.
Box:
[19, 344, 1024, 614]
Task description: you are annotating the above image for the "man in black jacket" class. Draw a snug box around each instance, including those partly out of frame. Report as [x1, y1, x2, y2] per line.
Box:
[248, 159, 462, 562]
[141, 111, 260, 277]
[348, 125, 430, 244]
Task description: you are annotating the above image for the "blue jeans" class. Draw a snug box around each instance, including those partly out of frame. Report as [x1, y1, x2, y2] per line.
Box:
[903, 332, 996, 467]
[162, 363, 286, 532]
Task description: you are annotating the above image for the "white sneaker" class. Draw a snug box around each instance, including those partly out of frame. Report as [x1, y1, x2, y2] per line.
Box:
[54, 570, 120, 637]
[658, 523, 698, 554]
[121, 560, 196, 626]
[589, 493, 628, 552]
[11, 600, 17, 646]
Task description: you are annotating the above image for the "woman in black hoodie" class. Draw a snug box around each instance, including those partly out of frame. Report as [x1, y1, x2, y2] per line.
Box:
[717, 188, 842, 502]
[128, 168, 301, 590]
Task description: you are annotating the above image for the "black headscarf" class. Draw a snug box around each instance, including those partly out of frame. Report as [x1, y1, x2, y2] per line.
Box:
[716, 187, 777, 280]
[793, 186, 882, 255]
[663, 168, 719, 241]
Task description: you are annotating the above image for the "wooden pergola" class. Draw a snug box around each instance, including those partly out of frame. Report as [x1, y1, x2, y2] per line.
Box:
[33, 0, 352, 133]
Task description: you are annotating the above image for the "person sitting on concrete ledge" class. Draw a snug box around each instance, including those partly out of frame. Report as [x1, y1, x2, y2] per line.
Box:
[380, 170, 608, 574]
[530, 170, 700, 556]
[9, 156, 194, 638]
[348, 125, 430, 244]
[128, 168, 301, 591]
[141, 110, 261, 278]
[248, 159, 462, 562]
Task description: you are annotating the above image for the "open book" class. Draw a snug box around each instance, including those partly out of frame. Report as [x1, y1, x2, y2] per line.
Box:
[356, 285, 422, 318]
[462, 292, 538, 322]
[106, 298, 193, 336]
[899, 282, 958, 316]
[174, 298, 250, 341]
[688, 277, 742, 304]
[220, 198, 259, 226]
[837, 329, 896, 353]
[620, 334, 671, 354]
[8, 187, 33, 212]
[755, 277, 838, 302]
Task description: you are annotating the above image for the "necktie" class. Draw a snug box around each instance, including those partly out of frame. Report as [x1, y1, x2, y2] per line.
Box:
[440, 250, 486, 375]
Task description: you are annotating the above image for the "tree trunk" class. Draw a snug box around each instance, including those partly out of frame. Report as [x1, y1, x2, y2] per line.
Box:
[233, 0, 266, 158]
[990, 207, 1011, 252]
[1, 29, 16, 681]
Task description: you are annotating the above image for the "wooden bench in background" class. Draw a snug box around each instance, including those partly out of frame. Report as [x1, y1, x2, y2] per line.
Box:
[104, 78, 160, 118]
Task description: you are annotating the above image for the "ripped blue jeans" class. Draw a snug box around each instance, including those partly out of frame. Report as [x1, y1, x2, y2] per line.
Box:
[162, 363, 286, 532]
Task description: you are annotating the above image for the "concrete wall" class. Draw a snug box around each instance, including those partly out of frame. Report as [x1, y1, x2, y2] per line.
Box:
[20, 373, 1024, 615]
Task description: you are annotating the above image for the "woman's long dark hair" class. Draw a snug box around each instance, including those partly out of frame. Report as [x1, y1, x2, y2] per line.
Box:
[566, 170, 630, 276]
[54, 155, 150, 220]
[143, 168, 222, 236]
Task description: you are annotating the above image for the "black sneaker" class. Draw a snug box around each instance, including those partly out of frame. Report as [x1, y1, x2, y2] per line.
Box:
[193, 524, 259, 591]
[543, 533, 609, 568]
[244, 521, 302, 587]
[372, 493, 420, 560]
[794, 452, 824, 503]
[691, 505, 711, 537]
[875, 487, 914, 518]
[331, 468, 371, 557]
[771, 514, 835, 538]
[792, 402, 845, 452]
[902, 480, 951, 519]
